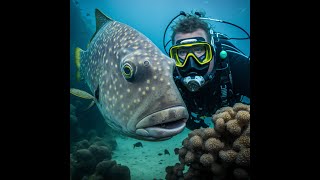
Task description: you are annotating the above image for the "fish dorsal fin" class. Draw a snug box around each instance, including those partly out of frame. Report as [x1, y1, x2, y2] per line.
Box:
[95, 9, 113, 31]
[88, 9, 113, 44]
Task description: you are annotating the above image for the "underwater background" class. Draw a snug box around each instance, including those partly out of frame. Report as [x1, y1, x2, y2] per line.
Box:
[70, 0, 250, 179]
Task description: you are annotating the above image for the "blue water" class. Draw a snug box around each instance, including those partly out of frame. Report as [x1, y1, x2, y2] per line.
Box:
[72, 0, 250, 55]
[70, 0, 250, 179]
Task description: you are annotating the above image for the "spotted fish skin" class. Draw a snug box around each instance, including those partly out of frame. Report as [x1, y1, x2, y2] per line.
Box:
[76, 9, 189, 141]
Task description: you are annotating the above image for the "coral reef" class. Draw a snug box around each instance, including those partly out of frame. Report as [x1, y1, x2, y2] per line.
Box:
[87, 160, 131, 180]
[165, 103, 250, 180]
[89, 136, 118, 151]
[70, 103, 85, 141]
[70, 99, 120, 179]
[70, 137, 130, 180]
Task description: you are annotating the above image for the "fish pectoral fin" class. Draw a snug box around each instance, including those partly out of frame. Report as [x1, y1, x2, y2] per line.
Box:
[70, 88, 95, 100]
[81, 100, 96, 111]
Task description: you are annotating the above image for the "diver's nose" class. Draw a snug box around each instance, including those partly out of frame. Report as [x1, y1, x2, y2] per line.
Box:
[186, 56, 197, 67]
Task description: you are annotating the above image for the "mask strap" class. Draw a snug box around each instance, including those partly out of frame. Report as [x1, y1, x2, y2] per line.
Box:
[205, 29, 216, 79]
[210, 29, 215, 45]
[205, 57, 214, 77]
[175, 66, 182, 77]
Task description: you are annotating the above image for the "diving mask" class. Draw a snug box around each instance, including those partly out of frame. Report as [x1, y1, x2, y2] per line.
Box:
[169, 37, 213, 68]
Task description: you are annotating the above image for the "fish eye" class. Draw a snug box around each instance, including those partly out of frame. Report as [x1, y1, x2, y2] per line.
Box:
[121, 62, 135, 81]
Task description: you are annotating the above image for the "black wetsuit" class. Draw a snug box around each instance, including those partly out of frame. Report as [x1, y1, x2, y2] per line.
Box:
[174, 39, 250, 130]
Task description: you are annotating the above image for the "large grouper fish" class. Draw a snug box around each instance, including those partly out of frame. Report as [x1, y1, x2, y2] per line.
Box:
[71, 9, 189, 141]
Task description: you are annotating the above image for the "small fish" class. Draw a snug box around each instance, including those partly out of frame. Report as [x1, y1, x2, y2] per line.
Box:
[71, 9, 189, 141]
[70, 88, 96, 111]
[158, 153, 163, 156]
[86, 13, 90, 16]
[133, 142, 143, 148]
[70, 88, 94, 99]
[164, 149, 170, 155]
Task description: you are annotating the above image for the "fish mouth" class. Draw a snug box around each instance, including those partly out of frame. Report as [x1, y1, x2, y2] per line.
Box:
[135, 106, 189, 140]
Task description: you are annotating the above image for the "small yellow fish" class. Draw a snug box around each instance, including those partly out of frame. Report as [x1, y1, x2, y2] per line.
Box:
[70, 88, 96, 111]
[70, 88, 94, 99]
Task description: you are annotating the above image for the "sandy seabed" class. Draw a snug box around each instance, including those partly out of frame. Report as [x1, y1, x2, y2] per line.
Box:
[112, 128, 191, 180]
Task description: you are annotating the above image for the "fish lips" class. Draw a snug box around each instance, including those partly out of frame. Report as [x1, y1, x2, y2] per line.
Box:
[135, 106, 189, 139]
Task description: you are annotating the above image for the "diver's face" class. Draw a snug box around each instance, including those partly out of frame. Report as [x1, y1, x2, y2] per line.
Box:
[173, 28, 211, 77]
[174, 28, 209, 44]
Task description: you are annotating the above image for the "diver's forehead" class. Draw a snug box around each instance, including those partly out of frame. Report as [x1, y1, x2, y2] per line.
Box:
[174, 28, 209, 44]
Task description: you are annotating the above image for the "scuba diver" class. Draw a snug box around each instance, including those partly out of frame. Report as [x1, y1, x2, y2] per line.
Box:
[163, 11, 250, 130]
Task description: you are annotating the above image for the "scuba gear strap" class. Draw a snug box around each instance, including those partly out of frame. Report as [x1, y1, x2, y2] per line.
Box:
[212, 34, 235, 107]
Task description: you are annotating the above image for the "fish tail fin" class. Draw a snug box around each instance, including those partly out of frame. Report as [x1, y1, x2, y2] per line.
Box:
[75, 47, 84, 81]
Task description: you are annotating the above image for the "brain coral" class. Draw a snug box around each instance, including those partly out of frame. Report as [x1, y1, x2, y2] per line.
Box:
[235, 148, 250, 166]
[201, 127, 220, 140]
[235, 110, 250, 126]
[165, 103, 250, 179]
[204, 138, 224, 152]
[200, 153, 214, 166]
[184, 151, 195, 164]
[233, 135, 250, 151]
[189, 135, 203, 149]
[214, 118, 226, 133]
[219, 149, 238, 163]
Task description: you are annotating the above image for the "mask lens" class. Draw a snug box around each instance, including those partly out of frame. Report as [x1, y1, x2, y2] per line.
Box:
[192, 45, 206, 62]
[177, 49, 187, 62]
